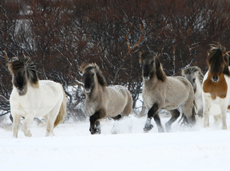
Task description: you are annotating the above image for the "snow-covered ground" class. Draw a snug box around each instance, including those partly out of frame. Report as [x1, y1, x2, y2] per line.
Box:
[0, 114, 230, 171]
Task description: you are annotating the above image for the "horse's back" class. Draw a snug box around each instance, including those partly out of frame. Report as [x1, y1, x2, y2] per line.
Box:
[39, 80, 63, 96]
[167, 76, 193, 99]
[10, 80, 64, 117]
[105, 85, 132, 117]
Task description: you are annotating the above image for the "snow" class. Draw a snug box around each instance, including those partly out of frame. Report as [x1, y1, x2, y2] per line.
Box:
[0, 114, 230, 171]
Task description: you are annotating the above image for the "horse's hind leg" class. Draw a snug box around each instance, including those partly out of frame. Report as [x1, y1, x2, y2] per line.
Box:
[165, 109, 180, 132]
[89, 110, 106, 134]
[46, 114, 57, 136]
[21, 115, 33, 137]
[144, 103, 164, 132]
[111, 114, 122, 120]
[12, 114, 20, 138]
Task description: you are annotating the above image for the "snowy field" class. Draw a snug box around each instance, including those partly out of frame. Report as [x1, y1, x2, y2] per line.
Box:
[0, 113, 230, 171]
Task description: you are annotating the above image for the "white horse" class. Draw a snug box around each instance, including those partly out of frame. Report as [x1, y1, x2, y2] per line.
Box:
[8, 56, 67, 138]
[202, 43, 230, 129]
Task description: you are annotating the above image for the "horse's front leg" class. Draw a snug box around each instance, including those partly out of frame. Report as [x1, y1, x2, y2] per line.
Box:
[203, 95, 211, 128]
[21, 114, 34, 137]
[220, 102, 227, 130]
[144, 103, 164, 132]
[89, 110, 105, 134]
[12, 114, 21, 138]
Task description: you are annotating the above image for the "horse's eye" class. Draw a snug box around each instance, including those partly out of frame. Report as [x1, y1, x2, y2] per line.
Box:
[151, 61, 154, 65]
[193, 78, 195, 82]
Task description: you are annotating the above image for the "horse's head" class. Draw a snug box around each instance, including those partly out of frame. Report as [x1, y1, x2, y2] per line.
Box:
[80, 63, 107, 95]
[207, 43, 230, 82]
[182, 66, 203, 93]
[7, 56, 38, 96]
[139, 51, 166, 81]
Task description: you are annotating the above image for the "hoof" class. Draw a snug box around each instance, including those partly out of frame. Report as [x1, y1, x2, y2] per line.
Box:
[90, 127, 101, 135]
[158, 127, 165, 133]
[222, 125, 227, 130]
[25, 130, 32, 137]
[143, 124, 153, 132]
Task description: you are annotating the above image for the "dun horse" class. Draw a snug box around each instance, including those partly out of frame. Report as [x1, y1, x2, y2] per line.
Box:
[8, 56, 66, 138]
[139, 51, 196, 132]
[80, 63, 133, 134]
[182, 66, 204, 117]
[202, 43, 230, 129]
[182, 66, 221, 125]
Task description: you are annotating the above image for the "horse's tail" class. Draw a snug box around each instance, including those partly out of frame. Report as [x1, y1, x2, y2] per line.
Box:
[54, 86, 67, 127]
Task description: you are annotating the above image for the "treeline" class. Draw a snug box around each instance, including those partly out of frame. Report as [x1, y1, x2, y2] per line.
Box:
[1, 0, 230, 118]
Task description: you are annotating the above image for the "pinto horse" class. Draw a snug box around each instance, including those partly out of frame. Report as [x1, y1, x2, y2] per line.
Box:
[139, 51, 196, 132]
[80, 63, 133, 134]
[8, 56, 66, 138]
[202, 43, 230, 129]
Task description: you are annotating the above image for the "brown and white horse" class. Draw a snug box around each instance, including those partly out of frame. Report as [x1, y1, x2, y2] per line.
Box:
[202, 43, 230, 129]
[80, 63, 133, 134]
[139, 51, 196, 132]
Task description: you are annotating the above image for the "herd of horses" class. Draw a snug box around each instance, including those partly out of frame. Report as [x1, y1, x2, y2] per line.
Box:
[5, 42, 230, 138]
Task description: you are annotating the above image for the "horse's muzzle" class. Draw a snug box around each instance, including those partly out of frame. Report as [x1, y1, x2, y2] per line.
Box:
[211, 76, 219, 82]
[17, 89, 25, 96]
[144, 76, 150, 81]
[85, 88, 91, 94]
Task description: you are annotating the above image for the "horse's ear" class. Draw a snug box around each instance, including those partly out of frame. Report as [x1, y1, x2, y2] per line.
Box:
[155, 57, 166, 81]
[181, 69, 185, 77]
[6, 57, 19, 75]
[7, 62, 13, 75]
[23, 56, 31, 68]
[139, 51, 143, 64]
[223, 51, 230, 76]
[79, 62, 88, 74]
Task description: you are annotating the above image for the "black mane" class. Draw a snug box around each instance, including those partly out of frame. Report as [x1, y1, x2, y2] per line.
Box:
[9, 56, 39, 84]
[84, 64, 107, 86]
[208, 44, 230, 76]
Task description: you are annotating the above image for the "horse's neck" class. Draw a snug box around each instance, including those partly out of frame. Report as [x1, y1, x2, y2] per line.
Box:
[143, 75, 160, 89]
[195, 79, 203, 99]
[88, 82, 104, 101]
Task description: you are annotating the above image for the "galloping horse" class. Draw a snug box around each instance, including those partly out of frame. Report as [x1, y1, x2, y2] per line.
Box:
[139, 51, 196, 132]
[182, 66, 221, 125]
[8, 56, 66, 138]
[202, 43, 230, 129]
[182, 66, 204, 117]
[80, 63, 133, 134]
